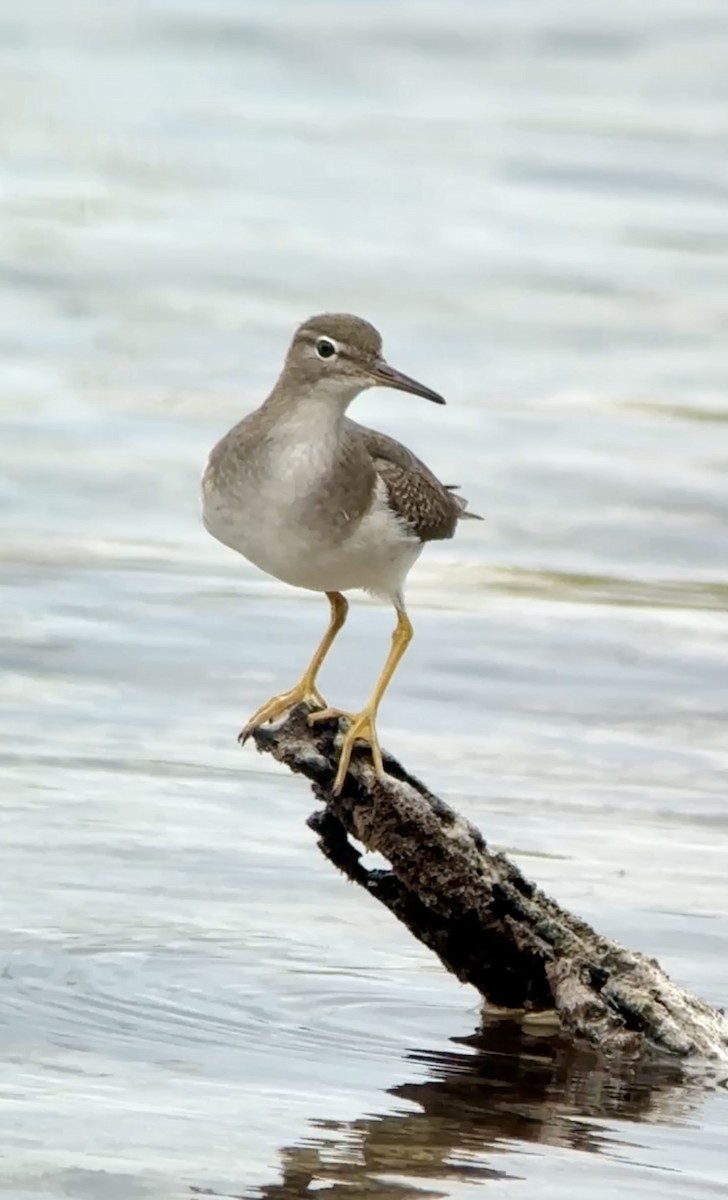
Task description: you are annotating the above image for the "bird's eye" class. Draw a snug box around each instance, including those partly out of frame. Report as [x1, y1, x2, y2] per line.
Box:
[315, 337, 337, 360]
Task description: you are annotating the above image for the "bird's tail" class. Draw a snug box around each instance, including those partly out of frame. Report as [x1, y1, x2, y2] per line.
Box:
[447, 485, 483, 521]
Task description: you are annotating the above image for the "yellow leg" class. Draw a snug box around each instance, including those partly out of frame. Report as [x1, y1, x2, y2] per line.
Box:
[310, 604, 413, 794]
[238, 592, 348, 743]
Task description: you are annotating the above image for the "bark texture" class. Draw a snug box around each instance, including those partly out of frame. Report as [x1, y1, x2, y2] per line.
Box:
[250, 705, 728, 1062]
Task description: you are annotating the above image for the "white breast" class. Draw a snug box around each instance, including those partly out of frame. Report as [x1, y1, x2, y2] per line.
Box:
[202, 431, 421, 601]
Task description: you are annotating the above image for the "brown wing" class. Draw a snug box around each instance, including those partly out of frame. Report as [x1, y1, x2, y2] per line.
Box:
[346, 419, 480, 543]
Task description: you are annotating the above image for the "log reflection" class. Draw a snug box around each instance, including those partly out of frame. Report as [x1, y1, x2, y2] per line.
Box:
[202, 1019, 701, 1199]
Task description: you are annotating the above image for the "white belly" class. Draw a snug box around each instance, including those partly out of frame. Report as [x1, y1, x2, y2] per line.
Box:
[202, 448, 421, 601]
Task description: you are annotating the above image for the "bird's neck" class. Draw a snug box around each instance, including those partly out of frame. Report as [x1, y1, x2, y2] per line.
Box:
[263, 378, 361, 437]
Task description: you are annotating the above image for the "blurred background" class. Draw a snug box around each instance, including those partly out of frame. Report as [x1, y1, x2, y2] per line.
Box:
[1, 1, 727, 1197]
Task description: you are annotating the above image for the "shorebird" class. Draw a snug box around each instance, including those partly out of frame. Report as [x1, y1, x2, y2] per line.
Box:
[202, 314, 479, 793]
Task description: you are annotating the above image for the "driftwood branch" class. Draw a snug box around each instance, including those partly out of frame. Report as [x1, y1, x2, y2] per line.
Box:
[250, 705, 728, 1063]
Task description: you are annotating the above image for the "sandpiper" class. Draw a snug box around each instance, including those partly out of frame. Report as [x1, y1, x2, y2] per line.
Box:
[202, 314, 479, 793]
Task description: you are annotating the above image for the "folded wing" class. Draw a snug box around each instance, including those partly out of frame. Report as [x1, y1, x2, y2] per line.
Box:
[346, 419, 481, 543]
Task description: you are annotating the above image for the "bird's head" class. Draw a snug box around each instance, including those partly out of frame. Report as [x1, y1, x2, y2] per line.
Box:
[279, 313, 445, 410]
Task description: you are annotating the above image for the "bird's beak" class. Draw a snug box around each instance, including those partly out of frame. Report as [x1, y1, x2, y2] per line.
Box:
[369, 359, 446, 405]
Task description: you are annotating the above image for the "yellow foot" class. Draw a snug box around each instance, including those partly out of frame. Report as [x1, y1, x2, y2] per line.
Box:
[309, 706, 384, 794]
[238, 682, 326, 744]
[307, 705, 358, 727]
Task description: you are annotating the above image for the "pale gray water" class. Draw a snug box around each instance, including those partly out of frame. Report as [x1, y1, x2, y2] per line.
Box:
[1, 1, 728, 1196]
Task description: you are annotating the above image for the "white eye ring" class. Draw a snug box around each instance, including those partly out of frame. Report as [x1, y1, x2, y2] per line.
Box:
[315, 337, 338, 360]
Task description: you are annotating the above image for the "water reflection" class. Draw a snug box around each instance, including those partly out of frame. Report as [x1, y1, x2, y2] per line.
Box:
[241, 1021, 697, 1199]
[480, 567, 728, 612]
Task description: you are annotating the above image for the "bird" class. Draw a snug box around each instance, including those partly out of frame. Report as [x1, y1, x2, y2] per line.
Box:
[201, 313, 480, 793]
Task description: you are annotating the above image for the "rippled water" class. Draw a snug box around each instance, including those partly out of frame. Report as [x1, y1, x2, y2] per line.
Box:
[1, 1, 728, 1196]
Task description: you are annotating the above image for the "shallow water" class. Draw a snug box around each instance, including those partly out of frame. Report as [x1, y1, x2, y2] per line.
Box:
[1, 0, 728, 1196]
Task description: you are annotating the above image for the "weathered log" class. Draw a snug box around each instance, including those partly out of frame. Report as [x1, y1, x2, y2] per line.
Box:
[250, 705, 728, 1063]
